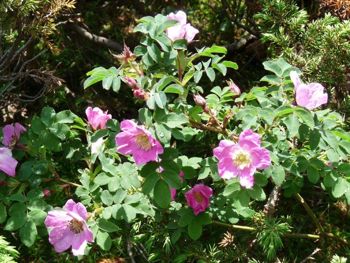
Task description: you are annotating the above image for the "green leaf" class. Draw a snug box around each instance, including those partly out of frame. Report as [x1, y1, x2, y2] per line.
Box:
[102, 75, 113, 90]
[112, 77, 121, 93]
[55, 110, 78, 124]
[332, 178, 349, 198]
[188, 221, 202, 240]
[295, 108, 314, 129]
[0, 204, 7, 224]
[154, 179, 171, 208]
[113, 189, 127, 204]
[101, 190, 114, 206]
[267, 165, 285, 186]
[142, 173, 160, 194]
[173, 39, 187, 50]
[40, 107, 55, 126]
[28, 209, 47, 225]
[194, 71, 203, 83]
[98, 218, 120, 233]
[223, 180, 241, 196]
[222, 60, 238, 70]
[20, 220, 37, 247]
[96, 231, 112, 250]
[206, 68, 215, 82]
[165, 113, 188, 128]
[163, 84, 184, 95]
[154, 92, 167, 109]
[307, 166, 319, 184]
[178, 208, 195, 227]
[94, 173, 112, 186]
[262, 58, 293, 77]
[248, 186, 266, 201]
[4, 215, 26, 231]
[118, 204, 138, 222]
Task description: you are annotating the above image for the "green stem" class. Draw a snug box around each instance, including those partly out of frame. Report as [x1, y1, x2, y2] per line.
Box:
[295, 193, 324, 232]
[57, 178, 81, 188]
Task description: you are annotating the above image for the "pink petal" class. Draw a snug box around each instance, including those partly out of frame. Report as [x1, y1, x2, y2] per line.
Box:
[0, 147, 17, 177]
[290, 71, 302, 87]
[184, 23, 199, 43]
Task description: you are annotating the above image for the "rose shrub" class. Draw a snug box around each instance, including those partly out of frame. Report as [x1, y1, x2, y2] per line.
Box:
[0, 11, 349, 262]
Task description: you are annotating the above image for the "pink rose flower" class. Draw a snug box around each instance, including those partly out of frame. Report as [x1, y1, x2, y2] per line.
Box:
[185, 184, 213, 215]
[2, 123, 26, 147]
[290, 71, 328, 110]
[166, 11, 199, 43]
[44, 199, 93, 256]
[170, 171, 185, 201]
[0, 147, 18, 177]
[213, 129, 271, 188]
[85, 107, 112, 130]
[115, 120, 164, 165]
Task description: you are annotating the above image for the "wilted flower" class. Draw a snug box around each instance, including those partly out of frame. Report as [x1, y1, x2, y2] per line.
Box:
[0, 147, 18, 177]
[2, 123, 26, 147]
[290, 71, 328, 110]
[185, 184, 213, 215]
[115, 120, 164, 165]
[227, 80, 241, 96]
[213, 129, 271, 188]
[114, 43, 135, 64]
[166, 11, 199, 43]
[44, 199, 93, 256]
[85, 107, 112, 130]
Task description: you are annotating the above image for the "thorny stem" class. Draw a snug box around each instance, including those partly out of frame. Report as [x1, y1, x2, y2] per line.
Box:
[211, 220, 348, 244]
[294, 193, 324, 232]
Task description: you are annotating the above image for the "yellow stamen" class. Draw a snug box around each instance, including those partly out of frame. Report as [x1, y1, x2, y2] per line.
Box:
[69, 218, 84, 234]
[232, 150, 251, 169]
[194, 192, 204, 203]
[135, 134, 152, 151]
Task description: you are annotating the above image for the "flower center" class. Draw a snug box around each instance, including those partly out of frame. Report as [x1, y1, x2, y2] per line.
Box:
[69, 218, 84, 234]
[135, 134, 152, 151]
[194, 192, 204, 203]
[232, 149, 251, 169]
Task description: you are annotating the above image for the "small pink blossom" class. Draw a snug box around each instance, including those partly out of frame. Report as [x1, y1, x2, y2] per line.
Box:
[213, 129, 271, 188]
[43, 189, 52, 197]
[2, 123, 26, 147]
[193, 94, 207, 107]
[185, 184, 212, 215]
[115, 120, 164, 165]
[85, 107, 112, 130]
[0, 147, 18, 177]
[290, 71, 328, 110]
[166, 11, 199, 43]
[44, 199, 93, 256]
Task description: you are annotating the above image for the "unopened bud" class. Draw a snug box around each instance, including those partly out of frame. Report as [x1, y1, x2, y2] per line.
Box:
[227, 80, 241, 96]
[133, 88, 149, 101]
[124, 77, 140, 90]
[193, 94, 207, 107]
